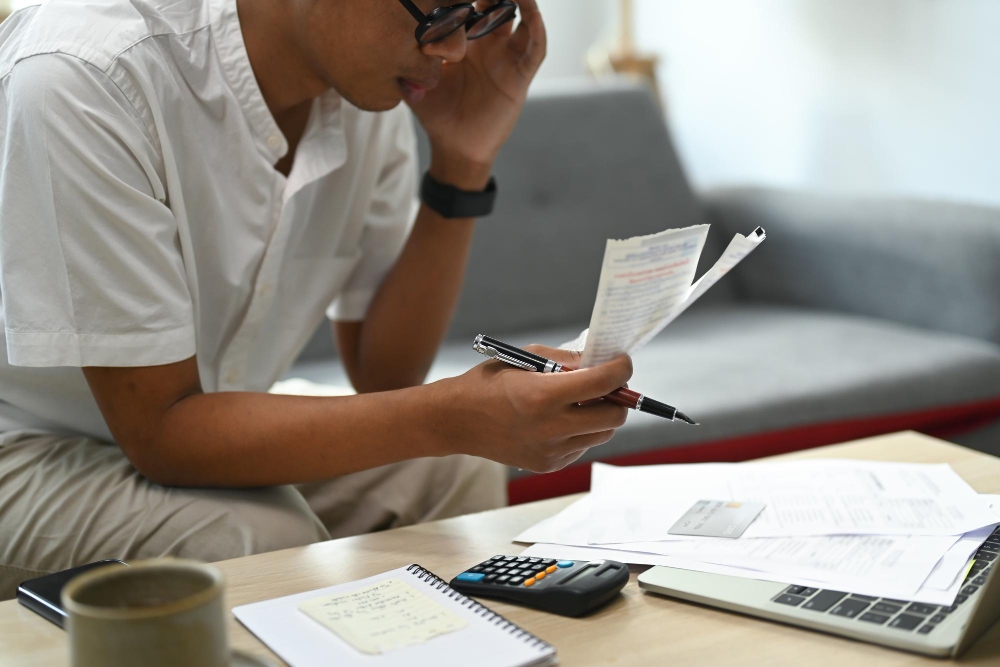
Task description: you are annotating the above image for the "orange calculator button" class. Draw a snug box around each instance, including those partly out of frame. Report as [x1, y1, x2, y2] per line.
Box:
[535, 571, 546, 580]
[524, 577, 536, 586]
[545, 565, 558, 574]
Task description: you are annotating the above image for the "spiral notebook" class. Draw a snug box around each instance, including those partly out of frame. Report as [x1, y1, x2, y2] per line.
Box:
[232, 564, 557, 667]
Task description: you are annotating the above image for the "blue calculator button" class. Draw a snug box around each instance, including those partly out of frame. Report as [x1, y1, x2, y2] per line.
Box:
[457, 572, 486, 582]
[557, 561, 575, 568]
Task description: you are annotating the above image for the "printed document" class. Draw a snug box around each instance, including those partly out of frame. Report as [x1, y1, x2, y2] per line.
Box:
[515, 494, 1000, 605]
[574, 225, 765, 368]
[586, 460, 998, 543]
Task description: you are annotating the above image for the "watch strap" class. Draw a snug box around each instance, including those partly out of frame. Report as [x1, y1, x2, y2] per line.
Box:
[421, 171, 497, 219]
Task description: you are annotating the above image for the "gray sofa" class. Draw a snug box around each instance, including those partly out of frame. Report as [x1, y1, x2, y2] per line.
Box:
[290, 79, 1000, 502]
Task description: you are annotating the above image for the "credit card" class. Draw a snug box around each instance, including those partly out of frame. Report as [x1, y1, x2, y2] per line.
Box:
[668, 500, 766, 538]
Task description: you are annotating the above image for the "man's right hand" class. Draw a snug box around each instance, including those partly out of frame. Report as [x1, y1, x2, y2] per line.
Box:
[433, 345, 633, 473]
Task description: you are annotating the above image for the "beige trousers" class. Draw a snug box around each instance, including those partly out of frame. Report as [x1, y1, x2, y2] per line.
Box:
[0, 433, 506, 600]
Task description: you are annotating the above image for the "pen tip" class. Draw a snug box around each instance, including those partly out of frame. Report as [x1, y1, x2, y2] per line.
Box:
[675, 411, 698, 425]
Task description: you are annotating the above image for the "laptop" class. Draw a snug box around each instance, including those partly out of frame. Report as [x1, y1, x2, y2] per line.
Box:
[637, 526, 1000, 658]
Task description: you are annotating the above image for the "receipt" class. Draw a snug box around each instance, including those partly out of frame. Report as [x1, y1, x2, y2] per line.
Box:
[578, 225, 765, 367]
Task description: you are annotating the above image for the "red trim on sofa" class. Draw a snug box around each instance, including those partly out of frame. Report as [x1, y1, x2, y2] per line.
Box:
[506, 396, 1000, 505]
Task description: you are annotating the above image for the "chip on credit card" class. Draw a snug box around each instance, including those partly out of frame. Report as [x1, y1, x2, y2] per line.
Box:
[667, 500, 766, 538]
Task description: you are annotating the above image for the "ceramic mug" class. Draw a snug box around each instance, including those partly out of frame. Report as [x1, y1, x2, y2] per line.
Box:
[61, 558, 228, 667]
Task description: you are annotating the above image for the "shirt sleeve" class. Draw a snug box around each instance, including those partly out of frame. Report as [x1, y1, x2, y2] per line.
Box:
[326, 106, 419, 321]
[0, 54, 195, 367]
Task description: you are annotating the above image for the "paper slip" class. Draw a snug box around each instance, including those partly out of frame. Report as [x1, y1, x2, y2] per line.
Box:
[667, 500, 766, 538]
[298, 579, 466, 655]
[587, 460, 998, 543]
[573, 224, 765, 368]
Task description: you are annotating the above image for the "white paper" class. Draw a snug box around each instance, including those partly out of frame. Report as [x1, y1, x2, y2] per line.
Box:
[580, 225, 708, 368]
[632, 228, 766, 351]
[587, 460, 998, 542]
[578, 225, 765, 367]
[515, 494, 1000, 607]
[519, 542, 965, 607]
[515, 496, 962, 602]
[233, 566, 556, 667]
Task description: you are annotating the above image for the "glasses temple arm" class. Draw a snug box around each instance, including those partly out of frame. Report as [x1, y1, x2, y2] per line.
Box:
[397, 0, 428, 22]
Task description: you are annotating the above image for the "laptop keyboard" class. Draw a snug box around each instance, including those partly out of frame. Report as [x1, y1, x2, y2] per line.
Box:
[771, 526, 1000, 636]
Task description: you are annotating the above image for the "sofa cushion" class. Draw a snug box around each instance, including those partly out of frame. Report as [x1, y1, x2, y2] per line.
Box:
[287, 304, 1000, 492]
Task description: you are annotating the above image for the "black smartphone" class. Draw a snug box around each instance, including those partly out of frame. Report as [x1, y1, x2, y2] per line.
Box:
[16, 559, 128, 628]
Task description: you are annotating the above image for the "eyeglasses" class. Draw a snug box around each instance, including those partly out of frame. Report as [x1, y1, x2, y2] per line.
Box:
[397, 0, 518, 46]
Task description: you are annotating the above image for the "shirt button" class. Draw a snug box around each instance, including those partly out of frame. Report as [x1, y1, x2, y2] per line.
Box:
[266, 135, 282, 150]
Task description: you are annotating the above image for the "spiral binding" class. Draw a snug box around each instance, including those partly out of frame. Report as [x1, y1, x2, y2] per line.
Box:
[405, 563, 554, 653]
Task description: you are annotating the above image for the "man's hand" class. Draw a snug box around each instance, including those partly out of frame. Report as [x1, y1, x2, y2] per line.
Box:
[432, 346, 633, 473]
[409, 0, 546, 189]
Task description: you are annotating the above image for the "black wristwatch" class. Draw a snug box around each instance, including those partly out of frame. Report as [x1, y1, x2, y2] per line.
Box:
[420, 171, 498, 219]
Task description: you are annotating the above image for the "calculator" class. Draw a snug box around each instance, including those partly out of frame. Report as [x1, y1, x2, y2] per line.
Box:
[449, 555, 629, 617]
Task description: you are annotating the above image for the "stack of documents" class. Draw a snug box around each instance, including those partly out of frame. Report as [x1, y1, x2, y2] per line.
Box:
[515, 460, 1000, 606]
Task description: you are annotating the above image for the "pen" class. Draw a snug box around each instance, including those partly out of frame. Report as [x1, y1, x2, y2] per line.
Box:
[472, 334, 698, 425]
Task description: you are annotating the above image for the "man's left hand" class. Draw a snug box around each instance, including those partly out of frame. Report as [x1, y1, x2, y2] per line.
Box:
[407, 0, 547, 190]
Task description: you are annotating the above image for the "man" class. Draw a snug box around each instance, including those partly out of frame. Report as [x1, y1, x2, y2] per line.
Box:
[0, 0, 632, 598]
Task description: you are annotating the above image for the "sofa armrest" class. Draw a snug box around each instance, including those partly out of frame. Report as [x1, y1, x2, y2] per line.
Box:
[704, 187, 1000, 347]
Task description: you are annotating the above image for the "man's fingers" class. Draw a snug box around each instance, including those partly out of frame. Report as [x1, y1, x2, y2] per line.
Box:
[508, 0, 546, 72]
[563, 429, 616, 452]
[523, 344, 582, 369]
[547, 355, 634, 404]
[561, 401, 628, 436]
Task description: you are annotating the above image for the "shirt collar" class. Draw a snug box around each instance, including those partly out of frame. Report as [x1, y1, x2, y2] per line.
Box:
[210, 0, 348, 179]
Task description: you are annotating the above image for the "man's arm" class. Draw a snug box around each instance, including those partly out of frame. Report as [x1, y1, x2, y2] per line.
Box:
[336, 159, 488, 393]
[83, 349, 631, 487]
[337, 0, 547, 392]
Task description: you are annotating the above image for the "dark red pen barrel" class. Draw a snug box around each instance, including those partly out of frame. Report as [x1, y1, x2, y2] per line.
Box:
[604, 387, 641, 409]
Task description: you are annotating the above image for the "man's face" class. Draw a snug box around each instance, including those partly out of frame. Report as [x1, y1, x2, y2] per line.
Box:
[294, 0, 469, 111]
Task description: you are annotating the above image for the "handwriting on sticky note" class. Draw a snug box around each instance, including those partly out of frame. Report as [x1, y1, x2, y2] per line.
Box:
[298, 578, 467, 655]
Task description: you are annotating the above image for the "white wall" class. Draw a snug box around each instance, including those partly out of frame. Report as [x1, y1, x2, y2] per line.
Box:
[540, 0, 1000, 207]
[534, 0, 616, 80]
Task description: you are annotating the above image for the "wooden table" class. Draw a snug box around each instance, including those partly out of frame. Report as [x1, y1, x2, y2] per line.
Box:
[3, 431, 999, 666]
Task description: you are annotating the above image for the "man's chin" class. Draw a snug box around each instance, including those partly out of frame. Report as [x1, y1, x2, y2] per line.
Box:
[338, 87, 404, 113]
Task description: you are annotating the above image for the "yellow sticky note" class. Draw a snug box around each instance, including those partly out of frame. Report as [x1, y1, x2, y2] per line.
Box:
[298, 578, 467, 655]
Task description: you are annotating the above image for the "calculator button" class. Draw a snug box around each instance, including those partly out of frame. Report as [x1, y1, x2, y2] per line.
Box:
[497, 575, 511, 583]
[470, 566, 484, 573]
[534, 571, 547, 580]
[540, 559, 557, 566]
[492, 555, 506, 561]
[504, 556, 518, 562]
[516, 557, 529, 563]
[495, 568, 510, 575]
[482, 567, 496, 574]
[524, 578, 536, 587]
[557, 561, 574, 568]
[508, 577, 525, 586]
[508, 569, 523, 578]
[545, 565, 558, 574]
[457, 572, 486, 583]
[485, 574, 498, 582]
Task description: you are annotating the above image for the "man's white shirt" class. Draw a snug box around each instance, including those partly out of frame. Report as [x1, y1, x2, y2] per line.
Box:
[0, 0, 419, 441]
